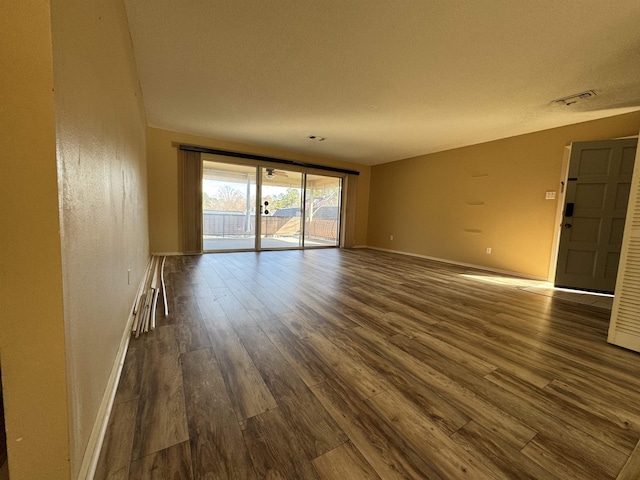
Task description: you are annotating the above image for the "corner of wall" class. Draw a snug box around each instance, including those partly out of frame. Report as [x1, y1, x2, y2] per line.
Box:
[0, 1, 72, 478]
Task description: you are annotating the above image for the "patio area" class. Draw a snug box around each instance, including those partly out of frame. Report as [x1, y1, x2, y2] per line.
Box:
[203, 212, 338, 251]
[203, 235, 336, 251]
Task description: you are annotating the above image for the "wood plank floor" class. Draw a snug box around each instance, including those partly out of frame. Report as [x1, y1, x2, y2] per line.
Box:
[95, 248, 640, 479]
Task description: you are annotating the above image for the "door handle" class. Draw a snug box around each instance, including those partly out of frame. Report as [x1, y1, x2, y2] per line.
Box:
[564, 223, 572, 228]
[564, 202, 574, 217]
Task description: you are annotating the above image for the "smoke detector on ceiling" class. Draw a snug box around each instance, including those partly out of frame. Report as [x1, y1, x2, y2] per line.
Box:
[553, 90, 597, 106]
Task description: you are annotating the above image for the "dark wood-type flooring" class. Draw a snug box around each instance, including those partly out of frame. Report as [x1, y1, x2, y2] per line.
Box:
[95, 248, 640, 479]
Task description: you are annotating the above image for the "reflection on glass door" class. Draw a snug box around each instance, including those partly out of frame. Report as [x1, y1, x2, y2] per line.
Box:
[202, 161, 257, 251]
[305, 175, 342, 247]
[260, 168, 304, 249]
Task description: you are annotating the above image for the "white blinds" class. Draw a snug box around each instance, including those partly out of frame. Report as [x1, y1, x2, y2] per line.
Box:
[608, 144, 640, 351]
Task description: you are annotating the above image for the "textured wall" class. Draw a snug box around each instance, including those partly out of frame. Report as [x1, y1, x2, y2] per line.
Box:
[368, 112, 640, 279]
[0, 2, 71, 478]
[147, 127, 371, 253]
[50, 0, 149, 475]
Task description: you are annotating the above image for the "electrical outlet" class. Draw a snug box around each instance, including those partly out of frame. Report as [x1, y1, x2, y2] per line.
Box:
[390, 235, 394, 241]
[545, 191, 557, 200]
[486, 247, 492, 254]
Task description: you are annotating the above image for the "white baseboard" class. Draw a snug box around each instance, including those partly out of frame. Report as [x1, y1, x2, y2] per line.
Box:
[76, 320, 133, 480]
[365, 246, 546, 281]
[76, 258, 152, 479]
[150, 251, 182, 256]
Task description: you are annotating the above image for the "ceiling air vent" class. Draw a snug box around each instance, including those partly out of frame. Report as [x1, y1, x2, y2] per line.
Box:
[553, 90, 597, 106]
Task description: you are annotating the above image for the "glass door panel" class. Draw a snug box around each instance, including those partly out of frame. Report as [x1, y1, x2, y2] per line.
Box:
[260, 168, 303, 249]
[202, 161, 257, 251]
[304, 174, 342, 247]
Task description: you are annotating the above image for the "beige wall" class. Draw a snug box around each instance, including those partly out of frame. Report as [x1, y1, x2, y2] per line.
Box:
[50, 0, 149, 477]
[1, 2, 148, 476]
[147, 127, 370, 253]
[0, 2, 71, 479]
[368, 112, 640, 279]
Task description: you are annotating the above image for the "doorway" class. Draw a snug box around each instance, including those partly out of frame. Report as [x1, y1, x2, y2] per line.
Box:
[202, 160, 343, 252]
[555, 138, 637, 293]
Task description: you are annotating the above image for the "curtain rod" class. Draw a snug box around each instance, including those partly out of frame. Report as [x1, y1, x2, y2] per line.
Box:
[179, 144, 360, 176]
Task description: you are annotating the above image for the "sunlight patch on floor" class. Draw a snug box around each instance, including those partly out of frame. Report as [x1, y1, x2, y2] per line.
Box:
[460, 273, 614, 310]
[459, 273, 547, 288]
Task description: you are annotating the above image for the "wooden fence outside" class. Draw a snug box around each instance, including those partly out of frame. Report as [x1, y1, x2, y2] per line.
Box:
[202, 212, 338, 240]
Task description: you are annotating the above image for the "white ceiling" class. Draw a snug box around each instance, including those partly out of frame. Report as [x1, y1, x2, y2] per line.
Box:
[124, 0, 640, 166]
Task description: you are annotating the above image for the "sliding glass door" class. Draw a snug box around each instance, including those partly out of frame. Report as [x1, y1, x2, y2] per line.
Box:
[260, 168, 304, 249]
[203, 159, 342, 252]
[305, 174, 341, 247]
[202, 161, 257, 251]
